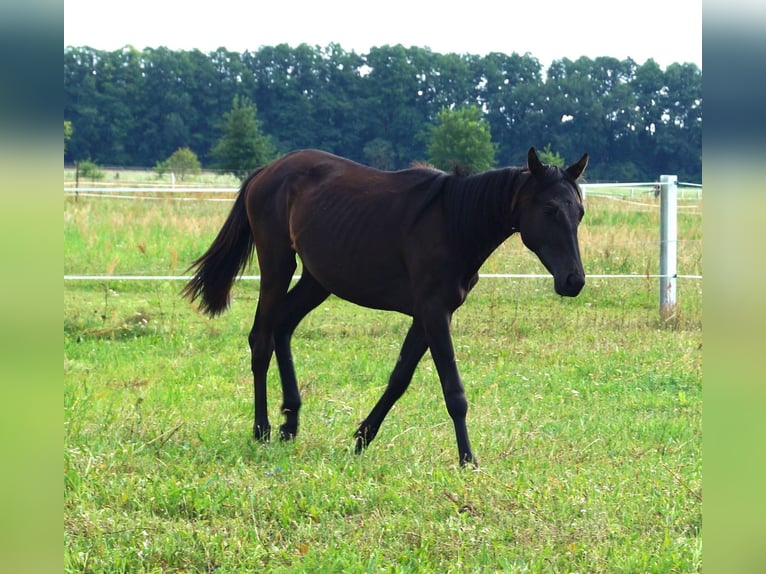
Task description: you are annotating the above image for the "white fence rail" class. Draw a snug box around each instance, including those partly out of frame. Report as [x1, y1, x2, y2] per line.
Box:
[64, 179, 703, 318]
[64, 181, 703, 202]
[63, 273, 702, 281]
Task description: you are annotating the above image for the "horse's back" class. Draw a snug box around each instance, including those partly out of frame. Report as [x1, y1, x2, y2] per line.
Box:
[267, 149, 440, 196]
[247, 149, 442, 231]
[245, 150, 446, 312]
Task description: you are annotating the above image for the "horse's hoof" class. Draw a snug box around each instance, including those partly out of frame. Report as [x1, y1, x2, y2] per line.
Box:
[253, 424, 271, 442]
[279, 425, 297, 441]
[459, 453, 478, 468]
[353, 425, 375, 453]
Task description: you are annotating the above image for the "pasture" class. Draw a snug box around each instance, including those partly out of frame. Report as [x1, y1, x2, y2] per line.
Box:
[64, 179, 702, 572]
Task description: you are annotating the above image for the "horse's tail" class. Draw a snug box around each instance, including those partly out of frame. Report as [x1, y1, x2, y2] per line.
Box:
[182, 168, 263, 316]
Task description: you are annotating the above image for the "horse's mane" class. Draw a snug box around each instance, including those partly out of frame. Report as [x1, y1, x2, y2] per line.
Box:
[409, 160, 440, 171]
[404, 163, 581, 264]
[442, 167, 528, 252]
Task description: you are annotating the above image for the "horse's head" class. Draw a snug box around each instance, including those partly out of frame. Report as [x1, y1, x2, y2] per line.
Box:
[517, 147, 588, 297]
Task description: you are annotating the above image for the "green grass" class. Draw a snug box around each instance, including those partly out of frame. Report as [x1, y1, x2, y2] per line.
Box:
[64, 192, 702, 572]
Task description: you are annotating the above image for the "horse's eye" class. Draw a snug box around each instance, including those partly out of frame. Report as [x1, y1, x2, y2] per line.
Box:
[543, 204, 558, 216]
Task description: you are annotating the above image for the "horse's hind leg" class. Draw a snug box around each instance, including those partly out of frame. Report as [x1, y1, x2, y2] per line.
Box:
[355, 319, 428, 452]
[273, 272, 329, 440]
[248, 253, 296, 442]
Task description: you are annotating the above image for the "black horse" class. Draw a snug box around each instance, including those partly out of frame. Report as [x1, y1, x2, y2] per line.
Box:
[184, 147, 588, 465]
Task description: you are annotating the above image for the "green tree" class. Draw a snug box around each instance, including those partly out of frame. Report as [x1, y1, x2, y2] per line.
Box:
[363, 138, 396, 170]
[157, 147, 202, 181]
[63, 46, 701, 181]
[537, 144, 564, 167]
[78, 159, 104, 180]
[64, 120, 73, 153]
[653, 62, 702, 181]
[471, 52, 544, 165]
[210, 96, 276, 180]
[427, 106, 496, 173]
[362, 45, 436, 167]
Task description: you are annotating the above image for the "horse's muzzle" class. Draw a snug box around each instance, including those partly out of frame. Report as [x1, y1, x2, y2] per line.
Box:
[555, 272, 585, 297]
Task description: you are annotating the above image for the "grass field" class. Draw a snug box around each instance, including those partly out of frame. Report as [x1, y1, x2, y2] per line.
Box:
[64, 179, 702, 572]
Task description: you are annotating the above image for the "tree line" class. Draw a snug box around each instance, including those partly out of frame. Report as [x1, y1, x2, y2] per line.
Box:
[64, 44, 702, 182]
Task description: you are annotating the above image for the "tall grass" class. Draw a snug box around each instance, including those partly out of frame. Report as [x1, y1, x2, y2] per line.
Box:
[64, 189, 701, 572]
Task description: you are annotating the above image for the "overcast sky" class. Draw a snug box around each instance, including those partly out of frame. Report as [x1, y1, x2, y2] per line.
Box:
[64, 0, 701, 69]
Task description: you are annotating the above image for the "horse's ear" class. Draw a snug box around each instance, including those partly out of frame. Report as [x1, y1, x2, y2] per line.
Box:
[527, 147, 545, 178]
[566, 152, 589, 180]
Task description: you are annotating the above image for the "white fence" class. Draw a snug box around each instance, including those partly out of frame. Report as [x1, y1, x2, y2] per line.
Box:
[64, 179, 702, 316]
[64, 183, 704, 202]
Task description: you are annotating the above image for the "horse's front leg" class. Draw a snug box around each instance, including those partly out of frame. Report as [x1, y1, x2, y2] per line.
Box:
[421, 310, 475, 466]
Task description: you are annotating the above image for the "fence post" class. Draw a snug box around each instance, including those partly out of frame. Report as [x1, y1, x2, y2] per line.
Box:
[659, 175, 678, 319]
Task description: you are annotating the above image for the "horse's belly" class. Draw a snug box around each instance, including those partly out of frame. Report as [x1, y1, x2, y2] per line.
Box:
[298, 242, 413, 314]
[288, 189, 418, 312]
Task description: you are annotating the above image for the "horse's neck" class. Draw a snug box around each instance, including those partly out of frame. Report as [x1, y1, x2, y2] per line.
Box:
[445, 169, 520, 272]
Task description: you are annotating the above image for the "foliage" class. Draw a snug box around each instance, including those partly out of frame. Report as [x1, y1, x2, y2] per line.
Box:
[64, 120, 73, 153]
[427, 106, 496, 173]
[537, 143, 565, 167]
[156, 147, 202, 180]
[64, 190, 702, 572]
[363, 137, 396, 170]
[210, 96, 276, 180]
[77, 159, 104, 180]
[64, 45, 702, 181]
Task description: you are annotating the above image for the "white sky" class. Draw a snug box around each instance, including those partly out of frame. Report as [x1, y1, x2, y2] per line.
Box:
[64, 0, 701, 70]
